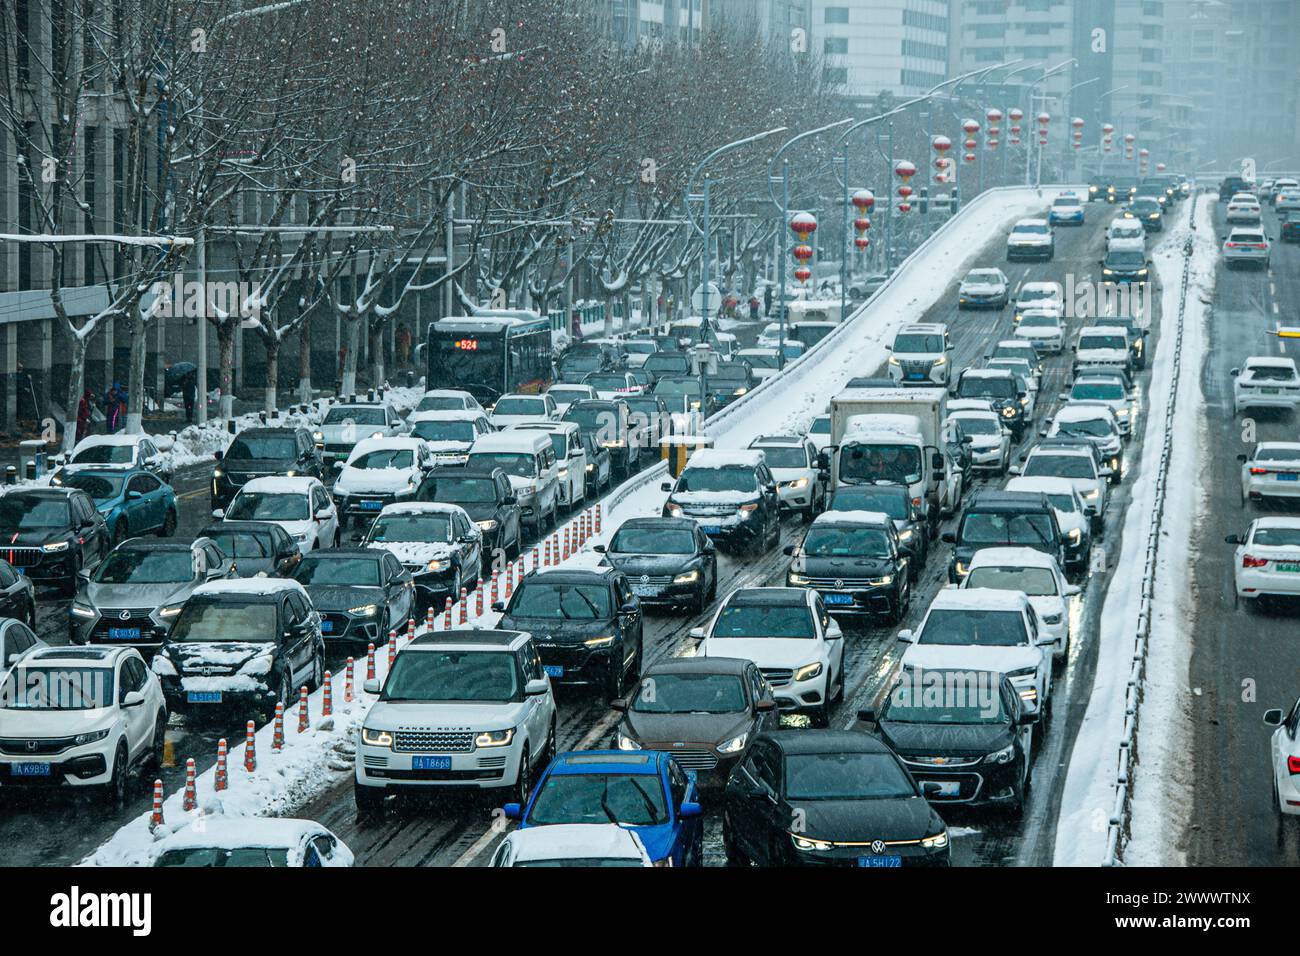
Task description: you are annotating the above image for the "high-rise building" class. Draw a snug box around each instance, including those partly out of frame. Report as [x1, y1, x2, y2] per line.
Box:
[605, 0, 707, 48]
[710, 0, 812, 46]
[1216, 0, 1300, 167]
[811, 0, 951, 100]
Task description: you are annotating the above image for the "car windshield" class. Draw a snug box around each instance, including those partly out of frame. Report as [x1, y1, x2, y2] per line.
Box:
[1018, 288, 1057, 304]
[1252, 527, 1300, 547]
[324, 407, 386, 426]
[653, 380, 699, 398]
[1024, 455, 1096, 479]
[784, 752, 916, 800]
[95, 549, 193, 584]
[227, 436, 296, 460]
[1019, 314, 1058, 328]
[961, 512, 1055, 547]
[433, 478, 498, 503]
[63, 473, 125, 501]
[548, 388, 591, 405]
[838, 443, 922, 485]
[676, 466, 757, 494]
[227, 492, 309, 522]
[1057, 418, 1113, 438]
[918, 609, 1028, 646]
[1, 666, 113, 711]
[744, 353, 780, 369]
[1247, 364, 1297, 382]
[205, 530, 271, 559]
[609, 526, 696, 555]
[495, 398, 546, 416]
[527, 772, 669, 826]
[585, 374, 629, 390]
[72, 443, 134, 464]
[712, 602, 813, 639]
[623, 341, 656, 354]
[368, 514, 452, 543]
[830, 488, 908, 519]
[561, 353, 604, 373]
[966, 271, 1002, 285]
[383, 650, 519, 702]
[508, 582, 612, 619]
[292, 556, 380, 587]
[632, 672, 746, 714]
[645, 355, 690, 373]
[893, 334, 944, 352]
[966, 566, 1058, 596]
[801, 526, 891, 557]
[155, 847, 291, 867]
[411, 420, 475, 443]
[0, 497, 70, 530]
[1079, 334, 1128, 351]
[1071, 382, 1125, 401]
[809, 417, 831, 435]
[417, 395, 469, 411]
[884, 679, 1008, 724]
[564, 405, 621, 432]
[467, 453, 536, 479]
[1106, 250, 1145, 267]
[350, 449, 414, 470]
[954, 417, 999, 436]
[1045, 493, 1080, 513]
[993, 344, 1035, 360]
[755, 446, 807, 469]
[958, 376, 1015, 399]
[1013, 224, 1049, 236]
[170, 599, 278, 642]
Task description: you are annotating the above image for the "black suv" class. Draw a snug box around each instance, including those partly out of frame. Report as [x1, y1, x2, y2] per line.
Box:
[154, 580, 325, 721]
[1219, 175, 1250, 201]
[828, 484, 928, 572]
[595, 516, 718, 613]
[212, 426, 323, 511]
[557, 346, 615, 383]
[416, 466, 523, 562]
[942, 491, 1065, 584]
[290, 547, 415, 644]
[707, 361, 757, 408]
[661, 451, 780, 555]
[785, 512, 911, 623]
[953, 369, 1028, 440]
[563, 399, 643, 478]
[199, 520, 303, 578]
[0, 487, 110, 594]
[495, 567, 644, 697]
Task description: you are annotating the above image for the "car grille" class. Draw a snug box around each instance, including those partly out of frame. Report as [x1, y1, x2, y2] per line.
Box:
[901, 360, 934, 376]
[681, 505, 736, 517]
[0, 736, 78, 756]
[761, 667, 793, 688]
[804, 575, 877, 588]
[90, 607, 157, 640]
[667, 750, 719, 772]
[3, 548, 43, 569]
[324, 443, 351, 456]
[902, 754, 983, 768]
[631, 574, 674, 587]
[393, 730, 475, 753]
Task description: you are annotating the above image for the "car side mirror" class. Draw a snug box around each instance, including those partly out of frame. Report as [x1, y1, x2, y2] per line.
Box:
[1224, 534, 1243, 545]
[755, 699, 776, 713]
[857, 707, 875, 723]
[491, 601, 505, 613]
[525, 678, 549, 697]
[1098, 466, 1113, 477]
[211, 508, 225, 520]
[660, 481, 674, 493]
[619, 602, 638, 614]
[782, 544, 795, 556]
[205, 566, 224, 580]
[363, 678, 380, 695]
[1009, 465, 1022, 475]
[920, 781, 943, 798]
[503, 495, 517, 505]
[1065, 584, 1082, 597]
[1264, 708, 1285, 727]
[1237, 454, 1249, 463]
[592, 544, 606, 553]
[502, 802, 522, 820]
[940, 531, 955, 544]
[679, 800, 703, 819]
[896, 628, 915, 644]
[689, 626, 705, 641]
[1230, 368, 1240, 377]
[77, 569, 91, 585]
[213, 450, 224, 461]
[122, 690, 145, 708]
[1018, 712, 1035, 726]
[931, 452, 944, 470]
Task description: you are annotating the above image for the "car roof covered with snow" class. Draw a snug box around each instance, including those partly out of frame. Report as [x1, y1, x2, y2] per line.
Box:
[503, 823, 651, 864]
[376, 501, 469, 519]
[811, 509, 892, 528]
[1251, 516, 1300, 531]
[683, 449, 765, 470]
[1054, 403, 1118, 422]
[926, 587, 1030, 614]
[346, 436, 426, 458]
[1243, 356, 1298, 370]
[73, 433, 150, 451]
[191, 577, 308, 600]
[148, 817, 352, 864]
[1005, 476, 1083, 498]
[407, 409, 485, 423]
[235, 476, 321, 495]
[966, 547, 1061, 571]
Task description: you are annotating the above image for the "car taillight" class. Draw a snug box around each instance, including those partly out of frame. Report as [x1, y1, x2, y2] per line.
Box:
[1250, 467, 1269, 475]
[1242, 555, 1269, 568]
[1289, 755, 1300, 775]
[1225, 242, 1238, 248]
[911, 497, 922, 507]
[1254, 243, 1268, 249]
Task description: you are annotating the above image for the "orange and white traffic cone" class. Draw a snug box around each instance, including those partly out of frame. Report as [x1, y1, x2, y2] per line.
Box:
[322, 671, 333, 717]
[459, 587, 468, 624]
[475, 580, 484, 616]
[214, 739, 228, 792]
[297, 686, 309, 733]
[531, 547, 539, 572]
[345, 657, 354, 703]
[366, 643, 376, 680]
[150, 779, 164, 830]
[244, 720, 256, 772]
[443, 596, 453, 630]
[426, 606, 435, 631]
[273, 702, 285, 751]
[407, 617, 415, 644]
[387, 629, 397, 669]
[505, 561, 514, 598]
[490, 573, 499, 608]
[183, 758, 197, 812]
[595, 504, 602, 534]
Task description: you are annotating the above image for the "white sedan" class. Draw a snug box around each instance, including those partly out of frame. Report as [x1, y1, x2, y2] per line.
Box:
[489, 824, 653, 867]
[219, 476, 340, 554]
[947, 410, 1011, 474]
[1228, 517, 1300, 607]
[1240, 442, 1300, 503]
[1232, 357, 1300, 415]
[961, 547, 1080, 663]
[1264, 699, 1300, 828]
[1013, 310, 1065, 353]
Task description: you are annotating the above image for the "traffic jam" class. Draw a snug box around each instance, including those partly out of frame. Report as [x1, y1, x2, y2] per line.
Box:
[0, 171, 1204, 871]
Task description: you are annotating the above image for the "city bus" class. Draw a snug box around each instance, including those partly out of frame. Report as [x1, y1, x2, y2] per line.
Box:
[426, 311, 553, 408]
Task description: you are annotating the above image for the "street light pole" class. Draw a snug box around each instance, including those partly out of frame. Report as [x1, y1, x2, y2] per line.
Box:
[1024, 59, 1076, 187]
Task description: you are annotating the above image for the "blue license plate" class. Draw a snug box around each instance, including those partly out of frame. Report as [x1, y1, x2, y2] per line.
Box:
[906, 373, 927, 381]
[413, 756, 452, 771]
[10, 762, 51, 777]
[1279, 473, 1298, 482]
[187, 691, 222, 704]
[320, 620, 334, 633]
[858, 855, 901, 868]
[824, 593, 854, 606]
[700, 525, 722, 535]
[107, 627, 141, 640]
[360, 500, 383, 510]
[544, 664, 564, 678]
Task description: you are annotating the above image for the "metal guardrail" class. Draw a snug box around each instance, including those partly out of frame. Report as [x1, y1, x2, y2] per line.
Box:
[1101, 191, 1200, 867]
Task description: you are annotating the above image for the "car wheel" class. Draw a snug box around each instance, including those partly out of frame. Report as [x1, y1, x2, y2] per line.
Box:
[158, 508, 177, 538]
[692, 583, 708, 615]
[604, 654, 625, 700]
[723, 814, 750, 866]
[543, 718, 557, 769]
[26, 600, 37, 630]
[103, 741, 128, 808]
[149, 711, 168, 770]
[810, 688, 831, 729]
[513, 744, 533, 807]
[1008, 763, 1028, 819]
[354, 783, 386, 817]
[309, 648, 325, 692]
[112, 519, 129, 547]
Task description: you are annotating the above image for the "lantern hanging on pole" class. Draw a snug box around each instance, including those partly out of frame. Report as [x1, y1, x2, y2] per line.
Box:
[963, 138, 978, 150]
[789, 211, 817, 242]
[986, 108, 1003, 126]
[853, 217, 871, 234]
[1103, 123, 1115, 136]
[932, 134, 952, 154]
[793, 265, 812, 284]
[1123, 133, 1135, 145]
[854, 236, 870, 250]
[963, 151, 976, 162]
[897, 184, 913, 199]
[792, 243, 814, 264]
[897, 202, 912, 214]
[1156, 162, 1167, 172]
[851, 188, 875, 212]
[1009, 108, 1023, 124]
[1139, 147, 1149, 158]
[893, 159, 916, 183]
[988, 136, 1000, 150]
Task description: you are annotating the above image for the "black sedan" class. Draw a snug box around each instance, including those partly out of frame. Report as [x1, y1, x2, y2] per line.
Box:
[1281, 211, 1300, 243]
[198, 521, 302, 578]
[722, 731, 951, 867]
[495, 567, 643, 697]
[595, 517, 717, 612]
[290, 547, 414, 644]
[0, 559, 36, 628]
[784, 513, 911, 623]
[0, 487, 110, 594]
[861, 669, 1034, 815]
[416, 466, 523, 565]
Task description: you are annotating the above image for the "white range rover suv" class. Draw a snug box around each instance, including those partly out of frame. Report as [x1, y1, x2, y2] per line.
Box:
[354, 628, 557, 814]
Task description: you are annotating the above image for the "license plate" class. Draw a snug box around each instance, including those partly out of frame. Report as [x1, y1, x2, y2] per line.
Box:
[413, 756, 452, 771]
[544, 665, 564, 678]
[824, 593, 854, 606]
[1277, 563, 1300, 573]
[1262, 388, 1280, 395]
[1279, 473, 1298, 482]
[906, 373, 927, 381]
[700, 525, 722, 535]
[931, 779, 962, 796]
[10, 762, 51, 777]
[107, 627, 141, 640]
[187, 691, 222, 704]
[360, 500, 383, 510]
[632, 585, 661, 597]
[320, 620, 334, 633]
[858, 855, 901, 868]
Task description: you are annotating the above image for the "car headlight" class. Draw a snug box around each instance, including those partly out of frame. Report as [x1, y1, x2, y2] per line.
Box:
[984, 744, 1016, 765]
[867, 575, 894, 586]
[313, 431, 323, 442]
[617, 731, 641, 751]
[666, 504, 684, 517]
[70, 603, 96, 619]
[794, 662, 823, 683]
[897, 528, 914, 542]
[294, 532, 309, 542]
[787, 572, 809, 585]
[558, 468, 568, 479]
[362, 727, 394, 747]
[1067, 528, 1082, 544]
[785, 477, 809, 490]
[474, 728, 514, 748]
[602, 439, 626, 448]
[1001, 406, 1016, 418]
[1041, 612, 1062, 625]
[1137, 268, 1148, 276]
[285, 470, 297, 478]
[921, 829, 949, 848]
[238, 653, 275, 676]
[954, 561, 968, 577]
[73, 729, 110, 747]
[425, 559, 449, 572]
[734, 387, 748, 396]
[213, 468, 224, 478]
[348, 603, 379, 617]
[42, 541, 70, 553]
[1019, 395, 1030, 407]
[933, 355, 946, 367]
[718, 732, 748, 754]
[1082, 488, 1099, 501]
[888, 356, 900, 366]
[475, 519, 498, 532]
[737, 502, 759, 517]
[158, 604, 184, 619]
[585, 635, 615, 647]
[673, 569, 701, 584]
[791, 833, 834, 851]
[371, 431, 384, 440]
[586, 463, 594, 472]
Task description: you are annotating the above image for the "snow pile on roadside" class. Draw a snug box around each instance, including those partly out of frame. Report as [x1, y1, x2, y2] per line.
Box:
[1052, 194, 1214, 866]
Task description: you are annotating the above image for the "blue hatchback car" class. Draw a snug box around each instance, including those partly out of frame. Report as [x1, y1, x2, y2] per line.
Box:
[504, 750, 704, 867]
[62, 467, 179, 545]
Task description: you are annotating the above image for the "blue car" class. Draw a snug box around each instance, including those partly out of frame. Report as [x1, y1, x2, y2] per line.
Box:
[504, 750, 704, 867]
[1048, 194, 1086, 226]
[62, 467, 179, 545]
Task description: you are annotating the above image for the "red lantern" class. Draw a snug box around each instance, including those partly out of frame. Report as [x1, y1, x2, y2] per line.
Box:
[962, 119, 980, 135]
[789, 211, 817, 241]
[851, 188, 875, 212]
[1103, 141, 1113, 153]
[1009, 108, 1023, 123]
[986, 108, 1003, 124]
[933, 157, 950, 171]
[897, 202, 912, 214]
[932, 135, 952, 154]
[963, 138, 977, 150]
[854, 236, 870, 250]
[853, 217, 871, 234]
[1071, 116, 1085, 130]
[1139, 148, 1149, 158]
[792, 243, 813, 263]
[963, 151, 976, 162]
[988, 137, 999, 149]
[1102, 123, 1114, 135]
[897, 184, 913, 199]
[1037, 112, 1051, 127]
[1124, 133, 1135, 144]
[1156, 162, 1167, 172]
[894, 160, 917, 182]
[934, 173, 948, 184]
[793, 265, 812, 284]
[1009, 124, 1022, 136]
